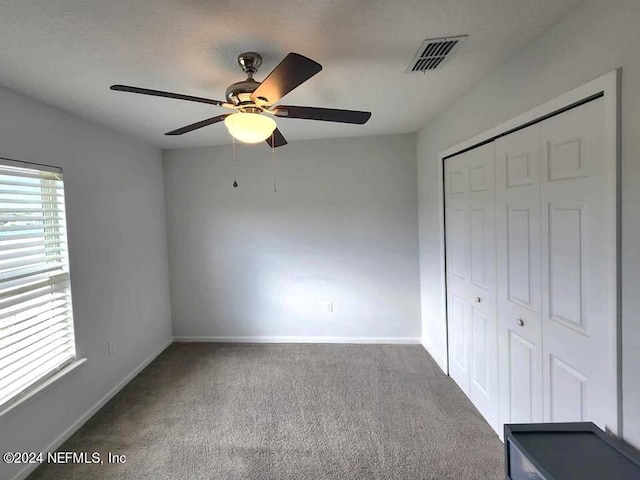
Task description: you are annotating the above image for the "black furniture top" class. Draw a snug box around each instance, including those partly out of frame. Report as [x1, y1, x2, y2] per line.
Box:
[504, 422, 640, 480]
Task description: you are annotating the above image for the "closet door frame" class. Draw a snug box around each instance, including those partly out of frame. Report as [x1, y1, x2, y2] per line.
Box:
[437, 69, 620, 435]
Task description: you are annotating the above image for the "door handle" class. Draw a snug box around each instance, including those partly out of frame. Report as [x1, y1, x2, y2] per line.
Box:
[475, 297, 482, 303]
[517, 318, 525, 327]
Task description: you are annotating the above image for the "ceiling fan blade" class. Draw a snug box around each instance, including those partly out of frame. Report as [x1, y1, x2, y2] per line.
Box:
[165, 114, 230, 136]
[111, 84, 226, 107]
[265, 128, 288, 148]
[273, 106, 371, 124]
[250, 53, 322, 105]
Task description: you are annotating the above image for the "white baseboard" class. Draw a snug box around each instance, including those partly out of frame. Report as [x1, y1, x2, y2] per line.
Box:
[421, 337, 448, 374]
[12, 338, 173, 480]
[173, 336, 421, 345]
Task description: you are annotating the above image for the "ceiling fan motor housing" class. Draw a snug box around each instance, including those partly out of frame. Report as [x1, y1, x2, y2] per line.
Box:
[225, 78, 260, 105]
[226, 53, 266, 105]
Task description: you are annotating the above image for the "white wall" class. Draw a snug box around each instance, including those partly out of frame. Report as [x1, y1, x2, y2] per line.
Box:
[0, 86, 172, 480]
[164, 134, 421, 341]
[417, 0, 640, 448]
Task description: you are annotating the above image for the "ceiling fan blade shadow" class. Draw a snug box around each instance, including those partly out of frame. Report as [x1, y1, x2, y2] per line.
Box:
[273, 106, 371, 124]
[265, 128, 288, 148]
[111, 84, 225, 107]
[165, 114, 231, 136]
[251, 53, 322, 105]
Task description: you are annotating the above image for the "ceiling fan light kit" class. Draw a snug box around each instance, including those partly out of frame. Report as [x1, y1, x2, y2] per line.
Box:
[224, 112, 276, 143]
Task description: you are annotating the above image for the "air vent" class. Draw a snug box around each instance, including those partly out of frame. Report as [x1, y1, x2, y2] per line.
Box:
[406, 35, 467, 73]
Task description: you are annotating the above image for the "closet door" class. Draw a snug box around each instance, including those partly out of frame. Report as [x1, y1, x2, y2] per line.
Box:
[467, 144, 498, 430]
[445, 153, 471, 395]
[495, 126, 544, 427]
[540, 97, 615, 430]
[445, 144, 498, 429]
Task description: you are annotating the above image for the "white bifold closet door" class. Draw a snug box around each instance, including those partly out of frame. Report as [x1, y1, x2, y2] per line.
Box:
[495, 97, 614, 432]
[445, 143, 499, 431]
[445, 95, 615, 437]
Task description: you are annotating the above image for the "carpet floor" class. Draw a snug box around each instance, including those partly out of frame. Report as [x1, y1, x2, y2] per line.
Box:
[28, 343, 503, 479]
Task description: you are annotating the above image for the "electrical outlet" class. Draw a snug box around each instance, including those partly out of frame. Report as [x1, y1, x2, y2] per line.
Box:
[108, 341, 116, 356]
[325, 301, 334, 313]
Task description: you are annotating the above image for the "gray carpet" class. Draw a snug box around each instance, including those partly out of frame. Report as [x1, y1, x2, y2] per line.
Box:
[28, 343, 503, 479]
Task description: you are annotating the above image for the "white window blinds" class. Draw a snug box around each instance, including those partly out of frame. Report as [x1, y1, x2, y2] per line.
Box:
[0, 159, 75, 409]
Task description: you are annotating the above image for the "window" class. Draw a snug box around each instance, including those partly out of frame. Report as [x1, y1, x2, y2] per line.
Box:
[0, 158, 75, 409]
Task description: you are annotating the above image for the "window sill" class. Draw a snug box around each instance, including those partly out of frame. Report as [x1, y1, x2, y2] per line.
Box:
[0, 358, 87, 419]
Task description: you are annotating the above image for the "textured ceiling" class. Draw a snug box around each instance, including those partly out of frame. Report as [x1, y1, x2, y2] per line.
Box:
[0, 0, 583, 148]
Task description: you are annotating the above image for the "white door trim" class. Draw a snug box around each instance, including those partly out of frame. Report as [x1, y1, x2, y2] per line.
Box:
[436, 69, 620, 434]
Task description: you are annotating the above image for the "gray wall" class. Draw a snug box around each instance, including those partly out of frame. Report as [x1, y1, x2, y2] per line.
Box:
[0, 86, 172, 479]
[416, 0, 640, 448]
[164, 134, 421, 341]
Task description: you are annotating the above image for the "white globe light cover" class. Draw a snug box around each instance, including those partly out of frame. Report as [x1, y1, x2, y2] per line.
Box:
[224, 112, 277, 144]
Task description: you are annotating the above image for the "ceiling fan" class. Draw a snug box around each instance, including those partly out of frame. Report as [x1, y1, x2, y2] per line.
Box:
[110, 52, 372, 148]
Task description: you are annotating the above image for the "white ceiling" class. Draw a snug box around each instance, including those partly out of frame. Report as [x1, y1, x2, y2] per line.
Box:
[0, 0, 583, 149]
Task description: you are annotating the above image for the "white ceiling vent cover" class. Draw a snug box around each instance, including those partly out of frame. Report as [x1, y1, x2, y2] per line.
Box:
[406, 35, 467, 73]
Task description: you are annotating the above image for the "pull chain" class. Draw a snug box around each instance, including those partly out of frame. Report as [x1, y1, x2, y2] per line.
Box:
[232, 136, 238, 188]
[272, 132, 277, 192]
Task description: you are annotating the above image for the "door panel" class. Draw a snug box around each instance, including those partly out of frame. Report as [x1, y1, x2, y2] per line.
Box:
[472, 307, 489, 393]
[468, 144, 498, 431]
[547, 134, 588, 181]
[506, 205, 533, 308]
[470, 208, 486, 287]
[451, 295, 468, 374]
[548, 202, 587, 331]
[549, 355, 588, 422]
[506, 152, 535, 187]
[496, 125, 543, 432]
[470, 163, 489, 192]
[540, 98, 614, 431]
[508, 331, 536, 423]
[445, 143, 498, 430]
[445, 155, 471, 394]
[449, 169, 467, 195]
[450, 207, 468, 280]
